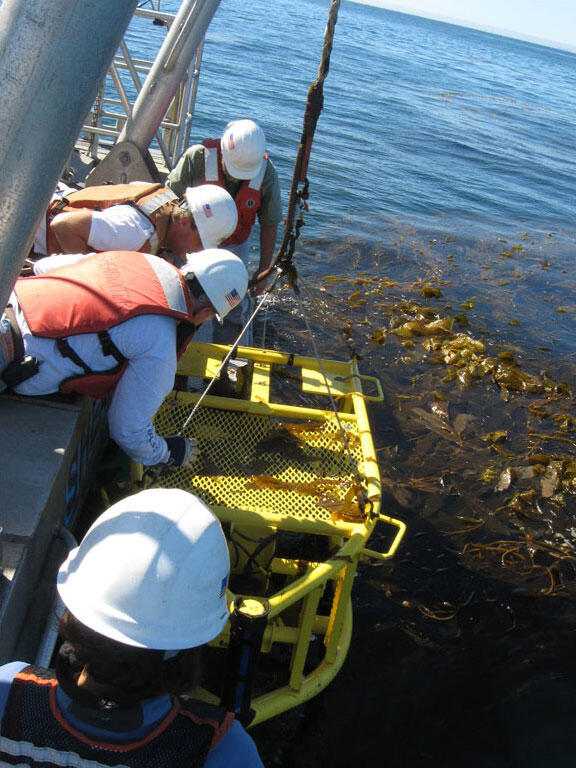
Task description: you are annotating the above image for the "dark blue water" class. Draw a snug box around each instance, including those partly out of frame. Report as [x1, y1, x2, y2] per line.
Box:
[123, 5, 576, 766]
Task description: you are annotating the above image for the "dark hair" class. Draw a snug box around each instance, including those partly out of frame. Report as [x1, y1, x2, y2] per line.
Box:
[183, 275, 214, 314]
[184, 275, 206, 300]
[57, 609, 202, 705]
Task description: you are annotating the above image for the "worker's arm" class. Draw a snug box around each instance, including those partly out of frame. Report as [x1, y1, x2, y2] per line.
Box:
[204, 720, 264, 768]
[49, 210, 94, 254]
[106, 316, 178, 466]
[250, 159, 282, 297]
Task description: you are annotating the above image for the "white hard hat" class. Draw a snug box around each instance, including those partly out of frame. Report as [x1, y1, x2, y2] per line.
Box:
[57, 489, 230, 650]
[181, 248, 248, 322]
[184, 184, 238, 248]
[220, 119, 266, 180]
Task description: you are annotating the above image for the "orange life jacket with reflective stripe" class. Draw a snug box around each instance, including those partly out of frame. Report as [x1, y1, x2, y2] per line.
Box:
[203, 139, 266, 245]
[13, 251, 194, 397]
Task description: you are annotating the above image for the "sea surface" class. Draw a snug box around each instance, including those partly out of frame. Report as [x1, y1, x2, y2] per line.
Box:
[124, 3, 576, 766]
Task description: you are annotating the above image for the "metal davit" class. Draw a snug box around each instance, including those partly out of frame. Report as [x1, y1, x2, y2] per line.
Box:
[132, 341, 406, 724]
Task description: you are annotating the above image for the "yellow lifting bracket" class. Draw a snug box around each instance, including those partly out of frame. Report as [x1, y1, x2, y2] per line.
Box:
[131, 341, 406, 724]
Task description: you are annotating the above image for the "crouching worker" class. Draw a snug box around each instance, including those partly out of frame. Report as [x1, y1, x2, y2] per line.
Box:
[0, 488, 264, 767]
[33, 183, 238, 270]
[0, 249, 248, 468]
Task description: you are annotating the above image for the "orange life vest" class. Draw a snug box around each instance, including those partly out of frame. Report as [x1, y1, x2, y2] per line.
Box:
[45, 182, 177, 255]
[14, 251, 195, 397]
[203, 139, 266, 245]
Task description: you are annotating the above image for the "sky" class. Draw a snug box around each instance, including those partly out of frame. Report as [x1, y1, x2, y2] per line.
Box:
[353, 0, 576, 52]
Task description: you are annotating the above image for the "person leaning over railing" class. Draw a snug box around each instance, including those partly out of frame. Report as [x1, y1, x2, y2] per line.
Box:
[31, 182, 237, 270]
[167, 120, 282, 347]
[0, 249, 247, 470]
[167, 119, 282, 298]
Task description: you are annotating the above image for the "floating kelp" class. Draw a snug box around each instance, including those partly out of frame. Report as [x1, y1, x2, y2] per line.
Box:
[289, 229, 576, 613]
[461, 536, 576, 598]
[244, 474, 364, 522]
[373, 300, 571, 401]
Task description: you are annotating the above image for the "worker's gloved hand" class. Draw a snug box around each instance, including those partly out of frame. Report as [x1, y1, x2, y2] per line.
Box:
[165, 435, 199, 468]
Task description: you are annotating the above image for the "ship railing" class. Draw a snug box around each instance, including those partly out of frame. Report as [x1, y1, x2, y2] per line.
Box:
[78, 5, 204, 174]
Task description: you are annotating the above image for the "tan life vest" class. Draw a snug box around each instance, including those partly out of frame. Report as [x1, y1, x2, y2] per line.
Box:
[45, 182, 178, 255]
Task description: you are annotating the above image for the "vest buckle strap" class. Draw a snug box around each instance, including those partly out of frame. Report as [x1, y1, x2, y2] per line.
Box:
[1, 306, 39, 390]
[56, 338, 93, 375]
[97, 330, 126, 365]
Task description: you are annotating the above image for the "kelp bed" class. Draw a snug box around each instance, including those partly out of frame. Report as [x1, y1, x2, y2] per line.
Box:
[253, 226, 576, 766]
[282, 227, 576, 605]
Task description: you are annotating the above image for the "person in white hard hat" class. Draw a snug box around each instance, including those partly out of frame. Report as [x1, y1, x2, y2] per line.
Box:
[0, 249, 248, 467]
[166, 120, 282, 343]
[31, 182, 238, 270]
[0, 488, 264, 767]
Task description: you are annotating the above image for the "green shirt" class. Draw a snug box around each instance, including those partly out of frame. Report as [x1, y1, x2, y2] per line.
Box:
[166, 144, 282, 228]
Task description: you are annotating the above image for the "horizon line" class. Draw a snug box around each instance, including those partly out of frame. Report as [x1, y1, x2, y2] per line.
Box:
[347, 1, 576, 55]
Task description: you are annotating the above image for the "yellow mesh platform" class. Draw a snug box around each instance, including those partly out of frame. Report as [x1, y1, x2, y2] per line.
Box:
[130, 344, 406, 725]
[152, 400, 365, 525]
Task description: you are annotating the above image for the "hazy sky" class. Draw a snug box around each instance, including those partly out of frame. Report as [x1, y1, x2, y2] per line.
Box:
[355, 0, 576, 52]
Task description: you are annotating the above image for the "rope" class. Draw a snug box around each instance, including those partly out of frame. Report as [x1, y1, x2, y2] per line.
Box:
[297, 274, 362, 362]
[291, 284, 372, 519]
[251, 0, 341, 288]
[140, 275, 281, 486]
[148, 1, 374, 519]
[186, 2, 370, 514]
[176, 0, 343, 430]
[177, 269, 283, 435]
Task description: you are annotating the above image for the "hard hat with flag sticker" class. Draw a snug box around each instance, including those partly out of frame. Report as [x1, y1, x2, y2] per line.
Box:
[57, 489, 230, 650]
[184, 184, 238, 248]
[181, 248, 248, 322]
[221, 119, 266, 180]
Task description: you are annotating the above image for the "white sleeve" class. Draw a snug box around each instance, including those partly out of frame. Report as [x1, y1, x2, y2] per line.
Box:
[33, 252, 93, 275]
[106, 315, 177, 466]
[87, 205, 156, 252]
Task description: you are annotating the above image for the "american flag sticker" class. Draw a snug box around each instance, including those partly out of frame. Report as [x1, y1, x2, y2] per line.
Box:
[219, 574, 228, 599]
[203, 203, 213, 218]
[227, 134, 235, 150]
[225, 288, 240, 307]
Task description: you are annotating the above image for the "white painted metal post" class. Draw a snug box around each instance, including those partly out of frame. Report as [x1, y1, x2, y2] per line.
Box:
[0, 0, 139, 313]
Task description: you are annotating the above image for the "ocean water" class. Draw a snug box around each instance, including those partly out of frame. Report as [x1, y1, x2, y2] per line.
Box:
[129, 0, 576, 228]
[122, 4, 576, 767]
[126, 0, 575, 356]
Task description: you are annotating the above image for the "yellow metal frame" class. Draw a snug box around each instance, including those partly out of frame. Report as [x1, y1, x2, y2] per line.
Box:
[131, 342, 406, 725]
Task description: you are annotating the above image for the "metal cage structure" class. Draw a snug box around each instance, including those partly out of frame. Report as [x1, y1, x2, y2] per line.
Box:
[131, 342, 406, 724]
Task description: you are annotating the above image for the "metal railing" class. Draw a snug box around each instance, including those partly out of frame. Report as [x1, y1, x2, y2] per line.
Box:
[78, 4, 205, 172]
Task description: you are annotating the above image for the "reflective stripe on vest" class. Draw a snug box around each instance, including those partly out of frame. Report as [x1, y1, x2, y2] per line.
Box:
[0, 665, 233, 768]
[203, 139, 266, 245]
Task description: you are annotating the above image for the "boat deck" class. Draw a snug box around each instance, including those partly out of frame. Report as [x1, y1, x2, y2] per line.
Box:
[0, 394, 107, 662]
